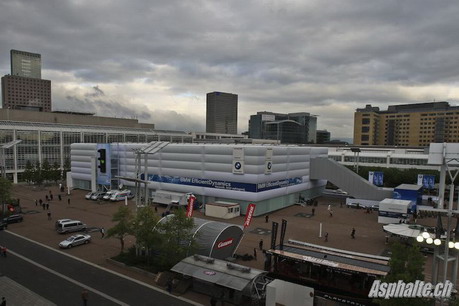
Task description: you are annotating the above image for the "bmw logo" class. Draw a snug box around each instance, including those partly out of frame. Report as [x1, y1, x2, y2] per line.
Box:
[267, 162, 272, 169]
[234, 162, 242, 170]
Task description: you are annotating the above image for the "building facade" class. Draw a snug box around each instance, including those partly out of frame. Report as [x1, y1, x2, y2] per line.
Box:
[316, 130, 331, 144]
[2, 49, 52, 112]
[354, 102, 459, 146]
[206, 91, 238, 134]
[249, 111, 317, 144]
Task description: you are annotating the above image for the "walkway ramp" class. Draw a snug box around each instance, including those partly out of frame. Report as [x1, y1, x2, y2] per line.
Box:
[310, 157, 393, 201]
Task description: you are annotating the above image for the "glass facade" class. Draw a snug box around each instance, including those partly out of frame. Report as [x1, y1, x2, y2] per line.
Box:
[16, 130, 39, 169]
[41, 131, 60, 166]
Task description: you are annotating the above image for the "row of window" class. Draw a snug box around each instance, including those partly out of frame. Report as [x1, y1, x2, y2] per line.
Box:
[336, 155, 428, 165]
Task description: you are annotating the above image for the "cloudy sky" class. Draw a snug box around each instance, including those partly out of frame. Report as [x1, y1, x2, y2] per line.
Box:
[1, 0, 459, 140]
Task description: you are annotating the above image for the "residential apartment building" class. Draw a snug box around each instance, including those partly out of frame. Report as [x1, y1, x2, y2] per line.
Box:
[2, 49, 52, 112]
[206, 91, 238, 134]
[354, 102, 459, 147]
[248, 111, 317, 144]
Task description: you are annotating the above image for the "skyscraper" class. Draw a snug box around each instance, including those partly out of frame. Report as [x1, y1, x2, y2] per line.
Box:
[1, 49, 52, 112]
[206, 91, 238, 134]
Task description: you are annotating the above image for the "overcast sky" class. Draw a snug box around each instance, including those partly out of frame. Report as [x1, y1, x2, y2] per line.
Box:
[1, 0, 459, 140]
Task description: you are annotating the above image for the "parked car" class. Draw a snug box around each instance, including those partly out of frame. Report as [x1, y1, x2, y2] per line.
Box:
[90, 191, 106, 201]
[0, 220, 7, 230]
[103, 190, 117, 201]
[59, 234, 91, 248]
[85, 192, 96, 200]
[3, 214, 23, 224]
[56, 220, 87, 234]
[110, 190, 134, 202]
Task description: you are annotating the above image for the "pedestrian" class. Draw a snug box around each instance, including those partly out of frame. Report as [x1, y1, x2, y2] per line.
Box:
[155, 206, 158, 212]
[259, 239, 263, 251]
[325, 232, 328, 242]
[329, 210, 333, 217]
[68, 198, 71, 205]
[58, 194, 62, 201]
[59, 183, 62, 190]
[101, 227, 105, 238]
[253, 248, 257, 259]
[45, 195, 49, 201]
[312, 208, 315, 216]
[1, 246, 7, 257]
[49, 190, 52, 195]
[46, 203, 49, 210]
[265, 215, 269, 223]
[327, 204, 331, 211]
[50, 194, 53, 200]
[351, 228, 355, 239]
[1, 297, 5, 306]
[47, 211, 52, 220]
[39, 199, 43, 205]
[81, 289, 89, 306]
[42, 203, 45, 210]
[35, 199, 38, 206]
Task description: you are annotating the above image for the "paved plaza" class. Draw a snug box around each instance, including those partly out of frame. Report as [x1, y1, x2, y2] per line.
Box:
[2, 184, 450, 304]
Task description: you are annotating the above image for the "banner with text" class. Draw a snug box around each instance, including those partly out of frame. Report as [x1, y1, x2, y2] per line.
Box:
[368, 171, 384, 186]
[243, 203, 256, 228]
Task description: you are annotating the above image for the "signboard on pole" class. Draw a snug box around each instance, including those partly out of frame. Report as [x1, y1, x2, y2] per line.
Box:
[369, 171, 384, 186]
[417, 174, 435, 189]
[186, 195, 196, 218]
[243, 203, 256, 228]
[232, 147, 245, 174]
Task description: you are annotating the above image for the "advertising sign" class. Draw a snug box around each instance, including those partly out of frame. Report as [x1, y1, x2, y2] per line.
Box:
[186, 195, 196, 218]
[265, 148, 273, 175]
[417, 174, 435, 189]
[243, 203, 256, 228]
[369, 171, 384, 186]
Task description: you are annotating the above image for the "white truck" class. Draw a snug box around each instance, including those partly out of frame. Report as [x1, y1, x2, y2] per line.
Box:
[378, 198, 411, 224]
[153, 190, 192, 206]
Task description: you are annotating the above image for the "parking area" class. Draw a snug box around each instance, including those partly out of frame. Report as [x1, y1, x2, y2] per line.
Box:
[4, 184, 444, 302]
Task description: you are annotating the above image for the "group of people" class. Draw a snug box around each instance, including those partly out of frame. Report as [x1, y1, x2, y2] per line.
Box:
[0, 246, 7, 257]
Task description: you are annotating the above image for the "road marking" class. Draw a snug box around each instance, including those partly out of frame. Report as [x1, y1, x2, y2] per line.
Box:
[9, 249, 130, 306]
[6, 231, 201, 306]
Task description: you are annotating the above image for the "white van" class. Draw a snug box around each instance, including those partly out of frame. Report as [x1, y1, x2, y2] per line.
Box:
[56, 220, 87, 234]
[103, 190, 117, 201]
[110, 190, 134, 202]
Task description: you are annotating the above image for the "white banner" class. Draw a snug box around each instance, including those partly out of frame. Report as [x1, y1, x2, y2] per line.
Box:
[417, 174, 423, 186]
[265, 148, 273, 174]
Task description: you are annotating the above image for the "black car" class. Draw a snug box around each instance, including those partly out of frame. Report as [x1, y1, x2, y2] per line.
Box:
[3, 214, 23, 224]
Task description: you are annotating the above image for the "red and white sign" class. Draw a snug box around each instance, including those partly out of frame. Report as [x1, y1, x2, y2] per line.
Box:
[186, 195, 196, 218]
[243, 203, 256, 228]
[217, 238, 234, 249]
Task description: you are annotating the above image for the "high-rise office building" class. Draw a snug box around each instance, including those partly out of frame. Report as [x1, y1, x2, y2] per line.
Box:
[354, 102, 459, 147]
[10, 50, 42, 79]
[248, 111, 317, 144]
[1, 49, 52, 112]
[206, 91, 238, 134]
[316, 130, 331, 144]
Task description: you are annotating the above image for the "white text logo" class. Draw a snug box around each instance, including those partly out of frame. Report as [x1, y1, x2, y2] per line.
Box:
[369, 280, 452, 299]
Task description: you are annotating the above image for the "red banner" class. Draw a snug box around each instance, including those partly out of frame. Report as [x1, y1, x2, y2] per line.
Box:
[243, 203, 256, 228]
[186, 195, 196, 218]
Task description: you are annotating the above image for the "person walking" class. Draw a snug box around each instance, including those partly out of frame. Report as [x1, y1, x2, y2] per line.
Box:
[42, 203, 46, 210]
[47, 211, 52, 220]
[81, 289, 88, 306]
[259, 239, 263, 251]
[50, 194, 53, 200]
[68, 198, 71, 205]
[351, 228, 356, 239]
[253, 248, 257, 260]
[45, 195, 49, 201]
[39, 199, 43, 206]
[100, 227, 105, 238]
[325, 232, 328, 242]
[35, 199, 38, 206]
[58, 194, 62, 201]
[329, 210, 333, 217]
[46, 203, 49, 210]
[312, 208, 315, 216]
[265, 215, 269, 223]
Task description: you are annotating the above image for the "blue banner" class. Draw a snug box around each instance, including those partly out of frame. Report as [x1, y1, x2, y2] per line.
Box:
[140, 174, 303, 193]
[369, 171, 384, 186]
[423, 175, 435, 189]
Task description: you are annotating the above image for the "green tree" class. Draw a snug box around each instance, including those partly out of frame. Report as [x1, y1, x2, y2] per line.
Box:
[107, 206, 133, 253]
[63, 157, 71, 175]
[375, 242, 430, 306]
[41, 159, 51, 183]
[156, 209, 197, 270]
[33, 161, 43, 186]
[23, 160, 34, 184]
[51, 161, 61, 184]
[131, 207, 162, 263]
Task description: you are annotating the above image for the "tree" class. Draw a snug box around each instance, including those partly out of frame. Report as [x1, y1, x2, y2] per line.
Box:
[131, 207, 161, 262]
[23, 160, 34, 184]
[51, 161, 61, 184]
[375, 242, 430, 306]
[156, 209, 197, 270]
[107, 206, 133, 253]
[41, 159, 51, 183]
[33, 161, 43, 186]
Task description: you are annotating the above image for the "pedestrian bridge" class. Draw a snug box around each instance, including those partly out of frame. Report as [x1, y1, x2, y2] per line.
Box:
[310, 157, 393, 201]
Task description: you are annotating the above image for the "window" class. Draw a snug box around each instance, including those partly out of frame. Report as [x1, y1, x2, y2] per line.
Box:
[361, 126, 370, 133]
[362, 118, 370, 124]
[361, 135, 369, 141]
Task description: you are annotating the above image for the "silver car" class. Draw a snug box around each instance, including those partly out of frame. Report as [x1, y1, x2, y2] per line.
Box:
[59, 234, 91, 249]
